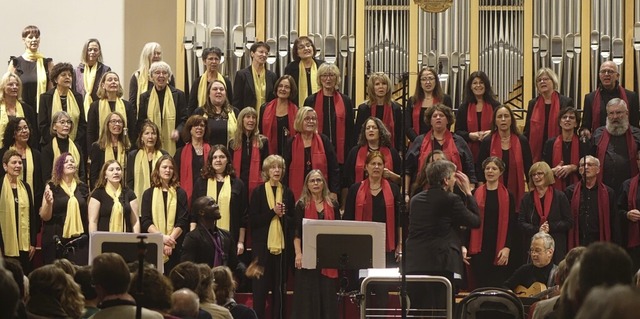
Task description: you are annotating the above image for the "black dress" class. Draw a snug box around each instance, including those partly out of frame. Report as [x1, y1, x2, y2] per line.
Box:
[0, 177, 37, 273]
[90, 187, 137, 232]
[41, 181, 90, 266]
[9, 55, 52, 112]
[193, 107, 240, 147]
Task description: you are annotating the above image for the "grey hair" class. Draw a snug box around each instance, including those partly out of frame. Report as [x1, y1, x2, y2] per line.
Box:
[579, 155, 600, 167]
[425, 160, 456, 188]
[532, 232, 555, 251]
[605, 97, 627, 110]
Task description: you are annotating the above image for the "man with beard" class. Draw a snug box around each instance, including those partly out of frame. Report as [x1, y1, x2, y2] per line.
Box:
[591, 98, 640, 191]
[581, 61, 640, 138]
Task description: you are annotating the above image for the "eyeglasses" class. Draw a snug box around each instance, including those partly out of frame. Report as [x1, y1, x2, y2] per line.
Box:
[109, 119, 124, 125]
[153, 70, 169, 76]
[529, 248, 548, 255]
[303, 116, 318, 122]
[599, 69, 617, 75]
[320, 74, 336, 79]
[297, 43, 313, 50]
[531, 172, 545, 177]
[421, 76, 436, 82]
[308, 178, 324, 184]
[537, 77, 551, 82]
[57, 120, 72, 126]
[15, 126, 29, 132]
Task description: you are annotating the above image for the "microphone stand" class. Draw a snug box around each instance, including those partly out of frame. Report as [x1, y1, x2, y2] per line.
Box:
[398, 72, 409, 319]
[123, 128, 130, 190]
[135, 235, 148, 319]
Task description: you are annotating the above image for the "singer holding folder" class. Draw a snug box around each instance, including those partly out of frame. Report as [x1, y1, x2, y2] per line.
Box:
[40, 152, 90, 265]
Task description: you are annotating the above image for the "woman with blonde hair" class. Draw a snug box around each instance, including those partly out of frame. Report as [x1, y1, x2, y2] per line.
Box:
[193, 80, 239, 147]
[140, 155, 189, 273]
[86, 71, 136, 147]
[229, 107, 269, 200]
[354, 72, 403, 148]
[88, 112, 131, 189]
[0, 72, 37, 148]
[88, 160, 140, 233]
[129, 42, 175, 110]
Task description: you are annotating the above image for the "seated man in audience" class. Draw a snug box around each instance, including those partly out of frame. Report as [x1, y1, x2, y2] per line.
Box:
[170, 289, 204, 319]
[503, 232, 558, 292]
[91, 252, 163, 319]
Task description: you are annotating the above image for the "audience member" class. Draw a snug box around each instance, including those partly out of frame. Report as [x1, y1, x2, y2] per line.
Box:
[212, 265, 258, 319]
[170, 289, 208, 319]
[74, 266, 99, 318]
[26, 264, 84, 319]
[575, 285, 640, 319]
[168, 261, 227, 319]
[130, 267, 178, 319]
[0, 267, 20, 319]
[503, 232, 558, 292]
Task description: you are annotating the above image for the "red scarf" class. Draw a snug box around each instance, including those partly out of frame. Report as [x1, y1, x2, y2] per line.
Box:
[304, 201, 337, 278]
[180, 143, 211, 206]
[354, 179, 396, 252]
[591, 86, 629, 130]
[262, 99, 297, 155]
[551, 135, 580, 190]
[466, 102, 494, 161]
[233, 138, 262, 201]
[533, 187, 554, 224]
[354, 146, 393, 182]
[596, 129, 639, 182]
[411, 98, 439, 136]
[289, 133, 328, 200]
[469, 183, 510, 265]
[315, 92, 347, 163]
[530, 92, 561, 162]
[371, 104, 396, 148]
[418, 130, 462, 173]
[568, 181, 611, 249]
[490, 133, 525, 211]
[626, 175, 640, 248]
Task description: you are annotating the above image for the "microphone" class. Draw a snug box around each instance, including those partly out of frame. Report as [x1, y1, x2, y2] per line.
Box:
[65, 234, 88, 247]
[53, 235, 63, 247]
[123, 127, 128, 137]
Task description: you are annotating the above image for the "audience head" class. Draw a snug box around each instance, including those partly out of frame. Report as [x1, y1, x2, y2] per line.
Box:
[52, 258, 77, 276]
[170, 288, 200, 318]
[211, 266, 235, 305]
[577, 242, 633, 305]
[74, 266, 98, 303]
[2, 258, 25, 300]
[530, 232, 554, 268]
[0, 268, 20, 319]
[130, 267, 173, 313]
[169, 261, 201, 291]
[195, 263, 216, 303]
[91, 252, 132, 297]
[27, 264, 84, 319]
[575, 285, 640, 319]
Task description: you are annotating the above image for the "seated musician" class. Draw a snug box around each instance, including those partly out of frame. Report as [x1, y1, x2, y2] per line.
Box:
[503, 232, 558, 293]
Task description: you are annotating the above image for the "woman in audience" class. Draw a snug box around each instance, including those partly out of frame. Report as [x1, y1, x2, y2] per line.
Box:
[40, 152, 90, 265]
[86, 71, 136, 148]
[188, 47, 233, 114]
[127, 120, 168, 200]
[229, 107, 269, 200]
[38, 62, 86, 148]
[88, 160, 140, 233]
[0, 150, 36, 273]
[0, 117, 42, 205]
[455, 71, 501, 161]
[212, 265, 258, 319]
[354, 72, 403, 149]
[344, 116, 401, 188]
[25, 265, 84, 319]
[174, 115, 211, 206]
[405, 67, 453, 141]
[74, 38, 111, 117]
[137, 61, 187, 156]
[283, 106, 340, 202]
[477, 105, 532, 211]
[542, 107, 582, 190]
[129, 42, 175, 110]
[303, 64, 354, 168]
[468, 156, 516, 288]
[285, 36, 325, 107]
[191, 145, 247, 254]
[259, 75, 298, 156]
[140, 155, 189, 273]
[524, 68, 573, 163]
[41, 111, 85, 186]
[130, 267, 176, 317]
[518, 161, 572, 264]
[291, 170, 339, 319]
[193, 80, 239, 147]
[89, 112, 130, 189]
[249, 155, 295, 319]
[8, 25, 54, 112]
[0, 72, 37, 148]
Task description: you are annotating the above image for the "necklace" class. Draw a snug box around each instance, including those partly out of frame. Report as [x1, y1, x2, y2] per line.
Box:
[370, 185, 381, 191]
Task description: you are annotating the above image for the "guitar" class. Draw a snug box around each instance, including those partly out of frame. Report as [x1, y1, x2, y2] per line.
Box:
[514, 282, 558, 299]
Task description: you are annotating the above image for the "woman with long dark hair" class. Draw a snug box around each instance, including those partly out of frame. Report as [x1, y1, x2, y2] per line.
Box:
[174, 115, 211, 206]
[259, 75, 298, 156]
[229, 107, 269, 201]
[405, 67, 453, 141]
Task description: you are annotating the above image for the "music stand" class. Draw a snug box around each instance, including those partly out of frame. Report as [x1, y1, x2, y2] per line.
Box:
[89, 232, 164, 273]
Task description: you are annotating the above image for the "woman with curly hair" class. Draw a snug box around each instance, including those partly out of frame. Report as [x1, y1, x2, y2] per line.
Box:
[0, 117, 42, 203]
[140, 155, 189, 274]
[193, 80, 239, 147]
[0, 72, 37, 148]
[26, 264, 84, 319]
[40, 152, 90, 265]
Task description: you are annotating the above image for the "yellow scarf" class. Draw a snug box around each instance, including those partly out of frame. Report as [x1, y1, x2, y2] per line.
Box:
[82, 64, 98, 118]
[52, 137, 81, 169]
[23, 50, 47, 112]
[297, 61, 318, 107]
[98, 98, 127, 135]
[136, 70, 149, 113]
[251, 66, 266, 115]
[147, 87, 177, 155]
[197, 73, 225, 107]
[104, 141, 125, 166]
[105, 183, 125, 232]
[0, 101, 25, 148]
[52, 89, 81, 141]
[9, 146, 34, 202]
[133, 150, 163, 200]
[152, 187, 176, 263]
[60, 179, 84, 238]
[265, 182, 284, 255]
[206, 175, 231, 231]
[0, 175, 30, 256]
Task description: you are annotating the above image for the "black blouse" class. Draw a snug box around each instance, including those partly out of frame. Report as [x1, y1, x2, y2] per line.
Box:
[90, 187, 137, 232]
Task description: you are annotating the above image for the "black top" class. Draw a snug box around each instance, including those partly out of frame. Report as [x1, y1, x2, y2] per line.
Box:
[477, 133, 533, 184]
[140, 187, 189, 234]
[0, 178, 37, 253]
[0, 101, 38, 148]
[128, 71, 176, 111]
[303, 91, 355, 163]
[125, 149, 170, 191]
[174, 144, 207, 200]
[37, 88, 87, 148]
[343, 145, 401, 187]
[181, 225, 239, 270]
[191, 176, 247, 243]
[232, 66, 278, 110]
[406, 95, 454, 141]
[228, 135, 270, 197]
[90, 187, 137, 232]
[354, 101, 404, 149]
[582, 84, 640, 131]
[187, 75, 234, 115]
[85, 99, 137, 150]
[293, 199, 341, 240]
[591, 126, 640, 190]
[283, 58, 325, 105]
[283, 133, 341, 194]
[542, 136, 589, 188]
[192, 106, 240, 147]
[9, 55, 52, 110]
[565, 182, 618, 245]
[405, 132, 477, 184]
[40, 137, 86, 185]
[503, 262, 557, 291]
[454, 100, 500, 143]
